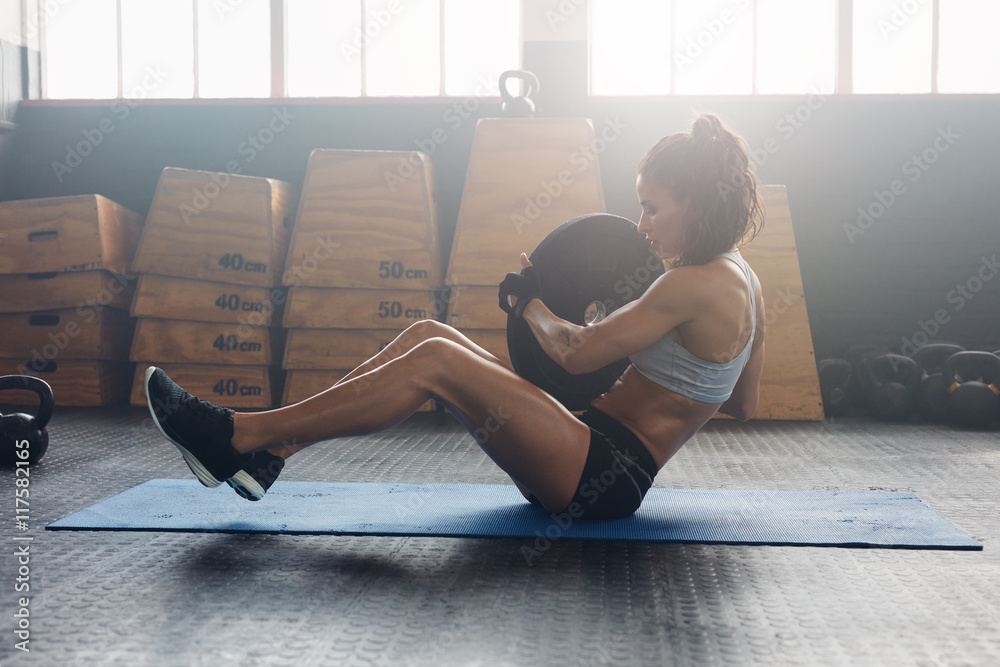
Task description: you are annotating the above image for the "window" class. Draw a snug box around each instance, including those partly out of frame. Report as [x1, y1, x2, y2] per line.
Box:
[590, 0, 836, 96]
[852, 0, 932, 94]
[937, 0, 1000, 93]
[120, 0, 195, 99]
[590, 0, 997, 96]
[41, 0, 520, 100]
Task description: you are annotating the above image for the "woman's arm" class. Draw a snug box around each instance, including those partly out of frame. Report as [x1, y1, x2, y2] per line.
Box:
[519, 267, 703, 375]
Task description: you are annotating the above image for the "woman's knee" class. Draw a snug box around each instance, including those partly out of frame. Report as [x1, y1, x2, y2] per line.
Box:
[403, 319, 454, 344]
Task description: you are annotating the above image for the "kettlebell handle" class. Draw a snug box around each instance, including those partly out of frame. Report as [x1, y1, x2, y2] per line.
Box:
[0, 376, 54, 430]
[942, 351, 1000, 393]
[499, 70, 540, 104]
[862, 354, 918, 389]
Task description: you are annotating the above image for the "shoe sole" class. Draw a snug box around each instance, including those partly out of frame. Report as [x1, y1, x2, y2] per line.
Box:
[145, 365, 224, 488]
[226, 472, 265, 501]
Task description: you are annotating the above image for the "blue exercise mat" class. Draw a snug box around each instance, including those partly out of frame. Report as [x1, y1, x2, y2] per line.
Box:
[46, 480, 982, 550]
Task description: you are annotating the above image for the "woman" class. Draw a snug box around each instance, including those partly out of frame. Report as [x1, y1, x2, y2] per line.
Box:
[145, 113, 765, 520]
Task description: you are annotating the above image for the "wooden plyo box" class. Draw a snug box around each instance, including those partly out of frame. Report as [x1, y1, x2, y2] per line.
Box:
[445, 118, 606, 287]
[283, 328, 404, 370]
[283, 149, 443, 290]
[0, 359, 133, 406]
[283, 288, 443, 329]
[130, 318, 283, 366]
[0, 195, 143, 275]
[130, 274, 283, 326]
[282, 369, 436, 412]
[130, 363, 281, 410]
[0, 270, 136, 314]
[133, 167, 297, 287]
[445, 285, 506, 330]
[0, 308, 134, 361]
[736, 185, 823, 421]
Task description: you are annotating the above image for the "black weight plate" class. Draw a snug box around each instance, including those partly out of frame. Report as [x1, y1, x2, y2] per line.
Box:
[506, 213, 665, 410]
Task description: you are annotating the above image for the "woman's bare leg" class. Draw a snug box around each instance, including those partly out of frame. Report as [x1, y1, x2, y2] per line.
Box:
[264, 320, 509, 460]
[234, 335, 590, 512]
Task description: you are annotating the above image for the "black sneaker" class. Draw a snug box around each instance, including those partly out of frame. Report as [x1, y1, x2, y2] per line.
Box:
[144, 366, 250, 488]
[227, 451, 285, 501]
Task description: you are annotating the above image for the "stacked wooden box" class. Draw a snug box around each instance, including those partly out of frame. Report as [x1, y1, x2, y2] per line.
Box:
[128, 167, 297, 409]
[731, 185, 824, 420]
[444, 119, 607, 365]
[0, 195, 143, 405]
[280, 149, 443, 409]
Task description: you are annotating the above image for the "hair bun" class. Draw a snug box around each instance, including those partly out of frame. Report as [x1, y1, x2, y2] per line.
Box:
[692, 113, 725, 144]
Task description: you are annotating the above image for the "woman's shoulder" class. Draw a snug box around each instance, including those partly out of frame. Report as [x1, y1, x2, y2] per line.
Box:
[647, 254, 755, 312]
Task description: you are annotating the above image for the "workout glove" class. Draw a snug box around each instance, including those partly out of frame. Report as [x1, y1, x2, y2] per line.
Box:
[498, 266, 542, 318]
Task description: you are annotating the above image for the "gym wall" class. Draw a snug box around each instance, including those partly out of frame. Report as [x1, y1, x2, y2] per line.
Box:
[1, 49, 997, 361]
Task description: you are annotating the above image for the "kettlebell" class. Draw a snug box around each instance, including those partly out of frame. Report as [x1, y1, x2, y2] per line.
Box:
[817, 358, 852, 418]
[0, 376, 54, 466]
[845, 344, 889, 411]
[913, 343, 965, 423]
[942, 351, 1000, 429]
[861, 354, 920, 421]
[499, 70, 540, 118]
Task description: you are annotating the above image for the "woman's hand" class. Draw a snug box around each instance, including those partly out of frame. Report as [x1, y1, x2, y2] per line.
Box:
[498, 254, 540, 317]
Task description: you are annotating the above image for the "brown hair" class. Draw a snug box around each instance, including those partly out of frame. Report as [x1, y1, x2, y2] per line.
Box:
[637, 113, 763, 267]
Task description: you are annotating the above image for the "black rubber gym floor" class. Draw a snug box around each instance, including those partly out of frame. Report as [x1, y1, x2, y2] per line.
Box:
[1, 406, 998, 666]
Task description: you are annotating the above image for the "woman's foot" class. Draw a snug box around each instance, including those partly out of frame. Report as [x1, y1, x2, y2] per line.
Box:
[144, 366, 251, 487]
[227, 451, 285, 501]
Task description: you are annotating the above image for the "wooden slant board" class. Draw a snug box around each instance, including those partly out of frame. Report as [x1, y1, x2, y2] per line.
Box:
[130, 318, 284, 366]
[283, 288, 443, 330]
[445, 285, 507, 330]
[0, 308, 134, 360]
[282, 369, 435, 412]
[0, 195, 143, 275]
[133, 167, 297, 288]
[283, 149, 443, 290]
[445, 118, 606, 287]
[736, 185, 823, 421]
[0, 270, 136, 314]
[0, 360, 133, 406]
[131, 274, 282, 326]
[129, 363, 280, 410]
[283, 328, 404, 370]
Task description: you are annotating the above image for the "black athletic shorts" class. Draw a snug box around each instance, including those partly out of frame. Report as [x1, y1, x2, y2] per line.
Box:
[529, 407, 659, 520]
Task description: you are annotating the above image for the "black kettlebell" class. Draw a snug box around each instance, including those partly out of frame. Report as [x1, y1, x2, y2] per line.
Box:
[499, 70, 540, 118]
[913, 343, 965, 423]
[818, 358, 852, 418]
[0, 376, 54, 466]
[845, 344, 889, 411]
[942, 351, 1000, 429]
[861, 354, 920, 421]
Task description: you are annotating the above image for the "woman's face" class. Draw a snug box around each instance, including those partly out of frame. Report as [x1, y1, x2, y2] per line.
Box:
[636, 173, 690, 259]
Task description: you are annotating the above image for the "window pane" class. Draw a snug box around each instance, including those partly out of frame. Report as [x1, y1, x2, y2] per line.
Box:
[591, 0, 671, 96]
[287, 0, 363, 97]
[853, 0, 931, 94]
[938, 0, 1000, 93]
[121, 0, 194, 99]
[197, 0, 270, 98]
[444, 0, 518, 96]
[757, 0, 835, 94]
[365, 0, 440, 96]
[44, 0, 117, 99]
[674, 0, 753, 95]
